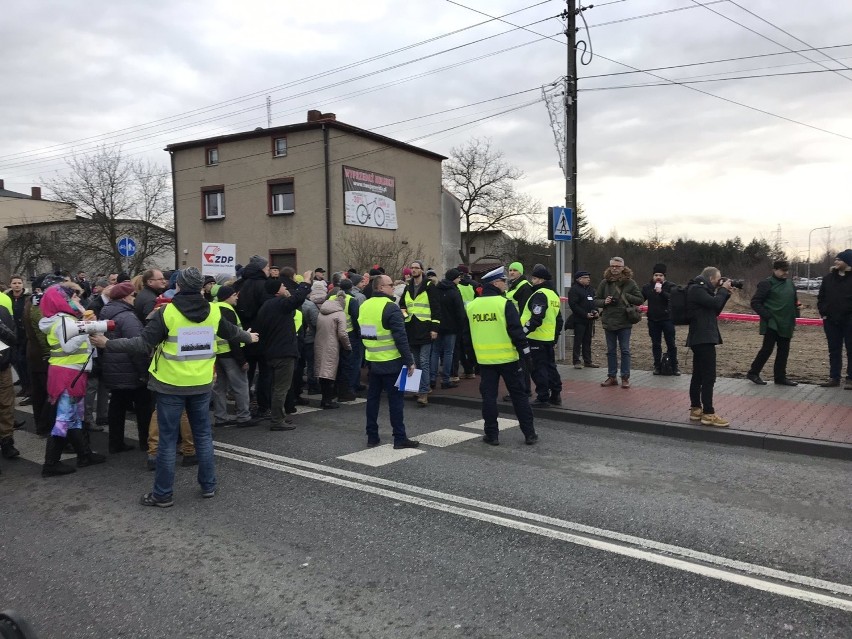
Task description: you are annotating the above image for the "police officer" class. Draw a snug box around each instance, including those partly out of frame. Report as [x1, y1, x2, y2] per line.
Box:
[521, 264, 564, 406]
[503, 261, 533, 401]
[465, 266, 538, 446]
[92, 267, 259, 507]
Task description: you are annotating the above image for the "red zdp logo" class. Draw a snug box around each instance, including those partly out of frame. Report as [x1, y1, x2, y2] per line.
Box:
[203, 246, 233, 264]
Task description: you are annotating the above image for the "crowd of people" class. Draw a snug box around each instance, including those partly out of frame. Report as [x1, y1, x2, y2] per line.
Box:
[0, 248, 850, 506]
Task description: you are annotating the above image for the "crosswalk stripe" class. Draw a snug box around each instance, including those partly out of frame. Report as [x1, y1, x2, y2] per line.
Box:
[413, 429, 482, 447]
[337, 445, 424, 467]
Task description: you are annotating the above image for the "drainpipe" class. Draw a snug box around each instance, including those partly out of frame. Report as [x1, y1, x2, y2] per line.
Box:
[169, 150, 179, 270]
[323, 123, 332, 272]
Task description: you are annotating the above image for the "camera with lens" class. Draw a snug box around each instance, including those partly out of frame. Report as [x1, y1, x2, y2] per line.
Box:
[719, 277, 744, 289]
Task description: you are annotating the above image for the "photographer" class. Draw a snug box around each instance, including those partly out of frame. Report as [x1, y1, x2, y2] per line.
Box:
[641, 263, 680, 375]
[686, 267, 733, 427]
[567, 271, 599, 369]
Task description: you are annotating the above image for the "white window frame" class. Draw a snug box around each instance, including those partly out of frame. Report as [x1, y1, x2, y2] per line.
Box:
[206, 147, 219, 165]
[204, 191, 225, 219]
[273, 138, 287, 157]
[270, 182, 294, 215]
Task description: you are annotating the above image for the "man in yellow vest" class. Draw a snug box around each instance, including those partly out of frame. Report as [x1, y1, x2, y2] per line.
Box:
[522, 264, 564, 406]
[91, 268, 258, 508]
[503, 261, 533, 400]
[466, 266, 538, 446]
[360, 274, 420, 449]
[400, 260, 441, 407]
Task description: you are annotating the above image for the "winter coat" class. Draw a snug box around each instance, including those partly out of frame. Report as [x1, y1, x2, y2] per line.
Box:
[313, 295, 351, 380]
[134, 285, 160, 323]
[25, 297, 50, 373]
[301, 299, 319, 345]
[86, 293, 108, 320]
[234, 262, 269, 327]
[99, 300, 148, 390]
[751, 275, 798, 338]
[8, 291, 29, 341]
[686, 275, 730, 347]
[817, 268, 852, 322]
[254, 283, 311, 360]
[507, 277, 533, 312]
[567, 281, 597, 325]
[434, 279, 466, 335]
[0, 308, 18, 371]
[400, 278, 441, 345]
[594, 266, 643, 331]
[641, 280, 677, 322]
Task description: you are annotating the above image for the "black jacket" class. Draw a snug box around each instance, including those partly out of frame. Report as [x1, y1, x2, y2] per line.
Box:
[100, 300, 148, 390]
[399, 278, 441, 346]
[0, 307, 18, 371]
[641, 280, 677, 322]
[507, 277, 533, 312]
[8, 291, 29, 341]
[686, 276, 730, 346]
[523, 281, 564, 341]
[434, 279, 466, 335]
[134, 285, 160, 323]
[86, 293, 108, 320]
[254, 283, 311, 359]
[817, 268, 852, 322]
[567, 281, 597, 324]
[235, 262, 269, 327]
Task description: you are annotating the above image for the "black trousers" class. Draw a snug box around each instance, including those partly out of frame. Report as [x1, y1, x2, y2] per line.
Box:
[748, 328, 791, 380]
[529, 341, 561, 400]
[479, 362, 535, 439]
[689, 344, 717, 414]
[108, 386, 153, 448]
[30, 369, 52, 436]
[572, 321, 594, 365]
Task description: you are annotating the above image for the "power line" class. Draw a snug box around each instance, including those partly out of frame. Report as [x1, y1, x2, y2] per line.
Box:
[588, 0, 727, 29]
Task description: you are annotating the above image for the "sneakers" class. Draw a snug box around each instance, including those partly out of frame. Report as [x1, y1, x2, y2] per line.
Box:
[700, 413, 730, 428]
[601, 377, 618, 387]
[621, 377, 630, 389]
[140, 492, 174, 508]
[689, 407, 703, 421]
[820, 378, 840, 387]
[747, 373, 767, 385]
[393, 439, 420, 450]
[449, 376, 460, 383]
[201, 489, 216, 499]
[573, 363, 583, 369]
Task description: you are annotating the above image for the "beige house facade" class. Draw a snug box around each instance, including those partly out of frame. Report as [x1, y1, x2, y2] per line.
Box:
[168, 111, 450, 275]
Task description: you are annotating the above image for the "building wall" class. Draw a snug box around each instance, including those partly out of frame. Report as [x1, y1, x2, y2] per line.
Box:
[441, 190, 462, 270]
[173, 127, 444, 275]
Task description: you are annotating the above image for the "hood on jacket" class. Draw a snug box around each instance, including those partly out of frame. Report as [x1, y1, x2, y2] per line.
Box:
[603, 266, 635, 283]
[170, 291, 212, 323]
[480, 283, 505, 297]
[240, 262, 268, 281]
[319, 295, 345, 315]
[436, 279, 457, 291]
[40, 285, 84, 319]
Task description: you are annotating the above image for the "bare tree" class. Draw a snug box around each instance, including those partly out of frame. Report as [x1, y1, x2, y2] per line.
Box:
[43, 146, 175, 274]
[443, 137, 541, 265]
[336, 231, 429, 280]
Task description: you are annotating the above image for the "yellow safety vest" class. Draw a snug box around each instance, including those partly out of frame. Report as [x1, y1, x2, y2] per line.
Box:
[150, 302, 221, 386]
[402, 286, 435, 325]
[458, 282, 476, 307]
[213, 301, 241, 355]
[295, 309, 303, 333]
[505, 278, 530, 310]
[466, 296, 518, 365]
[520, 288, 561, 341]
[0, 291, 12, 316]
[360, 297, 401, 363]
[46, 316, 90, 368]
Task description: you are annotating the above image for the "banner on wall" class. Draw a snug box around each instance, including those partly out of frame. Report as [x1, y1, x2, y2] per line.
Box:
[343, 166, 398, 230]
[201, 242, 236, 277]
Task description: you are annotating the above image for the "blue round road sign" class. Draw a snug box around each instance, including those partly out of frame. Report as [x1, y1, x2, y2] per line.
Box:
[117, 236, 137, 257]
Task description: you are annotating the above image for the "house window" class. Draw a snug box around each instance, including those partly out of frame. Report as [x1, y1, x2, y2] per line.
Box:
[273, 137, 287, 157]
[203, 189, 225, 219]
[268, 180, 295, 215]
[206, 147, 219, 165]
[469, 246, 476, 255]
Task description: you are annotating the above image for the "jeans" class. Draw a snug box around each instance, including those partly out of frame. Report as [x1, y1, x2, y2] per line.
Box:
[479, 362, 535, 439]
[748, 327, 791, 380]
[108, 386, 152, 448]
[84, 373, 109, 425]
[12, 343, 29, 393]
[823, 317, 852, 381]
[572, 321, 594, 365]
[348, 334, 363, 391]
[268, 357, 296, 426]
[689, 343, 717, 414]
[411, 343, 432, 394]
[304, 341, 317, 389]
[647, 319, 678, 369]
[365, 369, 408, 444]
[604, 327, 632, 378]
[213, 358, 252, 422]
[529, 341, 561, 400]
[152, 392, 216, 500]
[430, 334, 457, 385]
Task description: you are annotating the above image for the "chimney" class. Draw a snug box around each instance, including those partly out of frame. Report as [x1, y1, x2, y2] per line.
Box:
[31, 186, 41, 199]
[320, 112, 336, 121]
[307, 109, 322, 122]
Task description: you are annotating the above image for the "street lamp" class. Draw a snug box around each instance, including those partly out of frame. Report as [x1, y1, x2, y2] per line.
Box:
[807, 226, 830, 293]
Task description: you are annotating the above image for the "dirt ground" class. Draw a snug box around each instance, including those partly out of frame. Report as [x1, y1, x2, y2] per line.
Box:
[560, 291, 832, 384]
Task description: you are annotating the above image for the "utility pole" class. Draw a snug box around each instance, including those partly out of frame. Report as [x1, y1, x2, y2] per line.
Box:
[565, 0, 578, 279]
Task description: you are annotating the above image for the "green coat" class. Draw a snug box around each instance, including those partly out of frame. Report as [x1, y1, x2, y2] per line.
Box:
[594, 267, 644, 331]
[750, 275, 798, 338]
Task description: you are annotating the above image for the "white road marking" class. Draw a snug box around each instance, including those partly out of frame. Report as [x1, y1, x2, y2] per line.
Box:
[337, 444, 424, 466]
[214, 441, 852, 612]
[455, 418, 519, 432]
[413, 429, 482, 447]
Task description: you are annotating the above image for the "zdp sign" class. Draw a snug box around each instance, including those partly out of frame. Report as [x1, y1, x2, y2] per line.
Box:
[201, 242, 236, 277]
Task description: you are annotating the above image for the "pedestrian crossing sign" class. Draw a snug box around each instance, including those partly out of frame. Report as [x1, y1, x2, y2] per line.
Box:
[552, 207, 572, 241]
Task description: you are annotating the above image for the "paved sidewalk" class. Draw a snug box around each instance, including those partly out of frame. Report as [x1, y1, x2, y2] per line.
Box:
[430, 365, 852, 460]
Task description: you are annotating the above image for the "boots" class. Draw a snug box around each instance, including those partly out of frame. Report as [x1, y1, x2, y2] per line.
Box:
[67, 429, 106, 467]
[319, 379, 339, 409]
[0, 436, 20, 459]
[336, 380, 356, 403]
[42, 436, 76, 477]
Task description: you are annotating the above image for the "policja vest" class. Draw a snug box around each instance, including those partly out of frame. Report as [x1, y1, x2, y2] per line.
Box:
[465, 296, 518, 365]
[458, 282, 476, 307]
[46, 315, 90, 368]
[520, 288, 561, 342]
[360, 297, 401, 363]
[213, 301, 241, 355]
[150, 302, 221, 386]
[506, 279, 530, 310]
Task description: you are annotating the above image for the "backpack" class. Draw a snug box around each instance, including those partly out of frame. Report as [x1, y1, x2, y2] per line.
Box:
[659, 352, 674, 376]
[669, 284, 691, 326]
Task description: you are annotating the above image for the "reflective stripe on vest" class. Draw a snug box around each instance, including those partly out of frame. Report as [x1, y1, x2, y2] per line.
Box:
[150, 302, 221, 386]
[465, 296, 518, 364]
[403, 288, 432, 323]
[47, 316, 90, 367]
[505, 278, 530, 310]
[360, 297, 401, 362]
[520, 288, 561, 341]
[213, 301, 241, 355]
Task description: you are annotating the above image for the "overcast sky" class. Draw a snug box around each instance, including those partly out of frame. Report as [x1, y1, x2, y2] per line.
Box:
[2, 0, 850, 257]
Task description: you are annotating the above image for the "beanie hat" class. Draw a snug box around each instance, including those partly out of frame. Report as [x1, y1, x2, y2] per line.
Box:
[457, 265, 470, 274]
[836, 249, 852, 266]
[107, 281, 136, 300]
[216, 285, 236, 301]
[311, 280, 327, 295]
[772, 259, 789, 270]
[445, 268, 461, 281]
[264, 278, 283, 295]
[339, 278, 353, 292]
[176, 267, 204, 293]
[294, 274, 304, 283]
[368, 267, 382, 277]
[203, 275, 216, 286]
[532, 264, 551, 280]
[426, 268, 437, 278]
[249, 254, 268, 269]
[402, 267, 412, 277]
[652, 263, 667, 275]
[574, 271, 590, 279]
[509, 261, 524, 274]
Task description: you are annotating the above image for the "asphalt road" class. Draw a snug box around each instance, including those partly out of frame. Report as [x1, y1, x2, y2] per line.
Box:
[1, 398, 850, 638]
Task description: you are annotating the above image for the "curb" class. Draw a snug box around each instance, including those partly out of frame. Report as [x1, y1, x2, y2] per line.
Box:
[429, 395, 852, 462]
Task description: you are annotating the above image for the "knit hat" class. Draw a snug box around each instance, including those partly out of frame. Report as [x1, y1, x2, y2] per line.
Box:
[773, 259, 789, 270]
[40, 274, 66, 290]
[426, 268, 437, 278]
[532, 264, 551, 280]
[509, 261, 524, 274]
[457, 265, 470, 274]
[107, 281, 135, 300]
[339, 278, 353, 291]
[836, 249, 852, 266]
[574, 271, 591, 279]
[216, 285, 236, 301]
[249, 254, 268, 269]
[445, 268, 461, 281]
[117, 272, 131, 283]
[368, 267, 383, 276]
[203, 275, 216, 286]
[652, 263, 667, 275]
[176, 267, 204, 292]
[264, 279, 283, 295]
[481, 266, 507, 283]
[402, 267, 412, 277]
[294, 274, 304, 283]
[311, 280, 328, 295]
